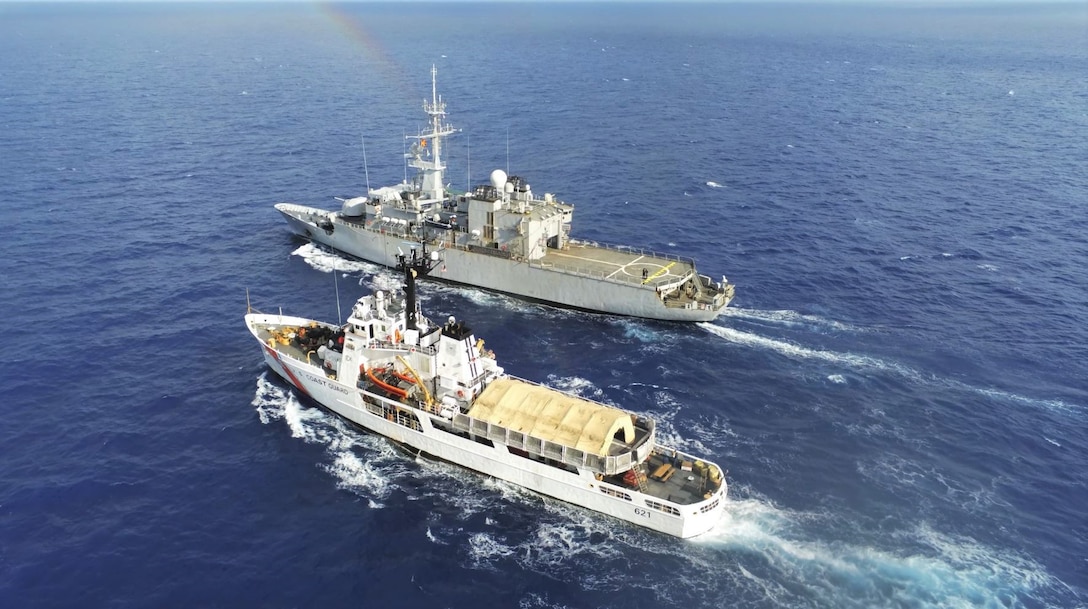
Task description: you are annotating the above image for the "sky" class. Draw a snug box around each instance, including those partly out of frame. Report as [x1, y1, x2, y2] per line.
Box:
[1, 0, 1079, 3]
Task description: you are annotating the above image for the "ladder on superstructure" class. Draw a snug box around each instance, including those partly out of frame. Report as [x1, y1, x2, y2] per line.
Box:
[633, 463, 649, 494]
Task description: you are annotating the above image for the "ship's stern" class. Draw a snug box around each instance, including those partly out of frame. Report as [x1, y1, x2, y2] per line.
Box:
[679, 479, 728, 538]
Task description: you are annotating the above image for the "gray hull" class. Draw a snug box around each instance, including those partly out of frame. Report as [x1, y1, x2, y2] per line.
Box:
[279, 206, 727, 322]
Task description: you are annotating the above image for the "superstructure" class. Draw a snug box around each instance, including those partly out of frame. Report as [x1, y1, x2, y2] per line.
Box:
[276, 66, 734, 322]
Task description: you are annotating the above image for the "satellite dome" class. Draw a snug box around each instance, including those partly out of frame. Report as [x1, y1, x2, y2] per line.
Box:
[489, 169, 508, 189]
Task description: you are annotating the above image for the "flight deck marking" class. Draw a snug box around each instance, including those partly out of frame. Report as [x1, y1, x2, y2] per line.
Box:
[551, 251, 625, 267]
[642, 261, 676, 284]
[608, 255, 644, 279]
[550, 250, 683, 283]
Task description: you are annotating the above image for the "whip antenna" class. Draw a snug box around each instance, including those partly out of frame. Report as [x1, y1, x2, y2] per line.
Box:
[361, 134, 371, 193]
[333, 259, 342, 325]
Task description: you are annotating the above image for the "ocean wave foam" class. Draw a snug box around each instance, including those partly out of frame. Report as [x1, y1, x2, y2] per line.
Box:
[856, 454, 1014, 515]
[698, 323, 910, 374]
[720, 307, 858, 332]
[457, 491, 1065, 608]
[611, 317, 664, 344]
[971, 386, 1080, 415]
[251, 373, 402, 504]
[464, 501, 629, 575]
[700, 323, 1080, 415]
[467, 531, 517, 571]
[695, 499, 1064, 609]
[291, 242, 380, 275]
[545, 375, 607, 401]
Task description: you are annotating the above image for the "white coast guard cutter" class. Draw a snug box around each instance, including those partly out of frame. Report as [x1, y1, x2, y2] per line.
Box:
[245, 246, 727, 537]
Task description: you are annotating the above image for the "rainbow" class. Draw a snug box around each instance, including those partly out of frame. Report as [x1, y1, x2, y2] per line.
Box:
[316, 2, 419, 101]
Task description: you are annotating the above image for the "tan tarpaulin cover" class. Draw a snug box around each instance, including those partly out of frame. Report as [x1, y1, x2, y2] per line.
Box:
[469, 378, 634, 457]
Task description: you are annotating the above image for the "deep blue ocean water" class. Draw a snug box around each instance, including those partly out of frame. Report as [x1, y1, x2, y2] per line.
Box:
[2, 2, 1086, 608]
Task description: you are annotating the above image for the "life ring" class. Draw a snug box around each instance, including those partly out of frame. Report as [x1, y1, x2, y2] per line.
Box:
[457, 390, 464, 398]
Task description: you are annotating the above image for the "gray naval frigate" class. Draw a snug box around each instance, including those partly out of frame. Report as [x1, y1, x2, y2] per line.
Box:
[276, 67, 735, 322]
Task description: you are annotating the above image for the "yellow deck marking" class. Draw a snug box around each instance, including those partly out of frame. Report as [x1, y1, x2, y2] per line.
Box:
[642, 261, 676, 284]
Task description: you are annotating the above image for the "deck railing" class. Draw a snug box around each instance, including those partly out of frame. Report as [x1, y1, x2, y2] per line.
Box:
[566, 238, 696, 267]
[526, 256, 690, 290]
[450, 412, 652, 475]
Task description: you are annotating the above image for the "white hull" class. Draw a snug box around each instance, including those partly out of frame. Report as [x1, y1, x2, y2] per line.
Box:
[252, 316, 725, 538]
[280, 208, 723, 322]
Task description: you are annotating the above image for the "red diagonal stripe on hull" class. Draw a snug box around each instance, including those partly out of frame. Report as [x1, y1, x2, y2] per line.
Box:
[267, 346, 310, 397]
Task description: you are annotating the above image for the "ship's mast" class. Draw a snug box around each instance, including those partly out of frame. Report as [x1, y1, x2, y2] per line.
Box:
[407, 65, 457, 201]
[396, 242, 441, 332]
